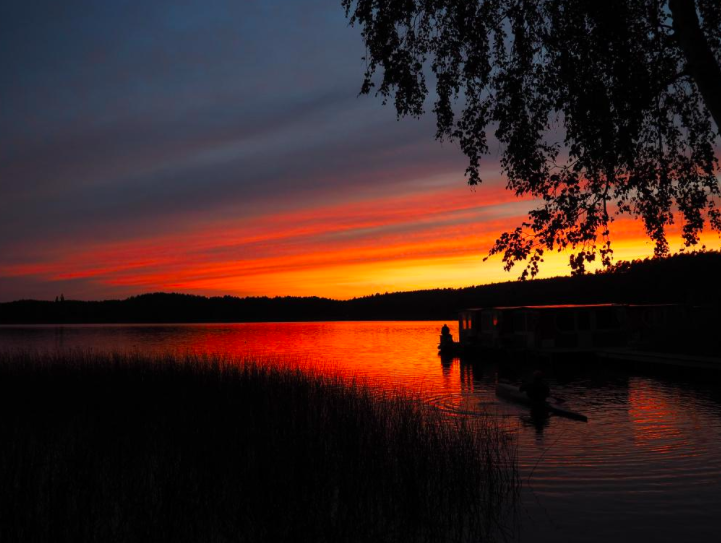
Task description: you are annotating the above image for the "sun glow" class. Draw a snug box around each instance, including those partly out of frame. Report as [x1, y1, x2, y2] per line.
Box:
[3, 182, 719, 300]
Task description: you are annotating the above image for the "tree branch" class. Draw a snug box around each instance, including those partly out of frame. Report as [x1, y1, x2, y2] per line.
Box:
[669, 0, 721, 131]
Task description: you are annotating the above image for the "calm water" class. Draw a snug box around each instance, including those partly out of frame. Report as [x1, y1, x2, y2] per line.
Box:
[2, 321, 721, 542]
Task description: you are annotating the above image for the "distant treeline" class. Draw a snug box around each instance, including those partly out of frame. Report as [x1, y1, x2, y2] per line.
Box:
[2, 251, 720, 324]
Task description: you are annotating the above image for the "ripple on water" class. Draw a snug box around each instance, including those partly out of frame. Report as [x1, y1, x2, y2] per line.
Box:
[2, 322, 721, 542]
[424, 374, 721, 537]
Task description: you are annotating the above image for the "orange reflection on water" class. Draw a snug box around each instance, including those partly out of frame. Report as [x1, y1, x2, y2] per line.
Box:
[134, 321, 464, 398]
[628, 381, 686, 453]
[4, 322, 721, 542]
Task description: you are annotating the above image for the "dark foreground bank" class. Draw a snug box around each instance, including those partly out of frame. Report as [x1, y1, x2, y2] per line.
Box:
[0, 352, 518, 543]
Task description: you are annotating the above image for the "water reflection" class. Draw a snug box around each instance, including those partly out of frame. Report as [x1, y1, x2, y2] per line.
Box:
[2, 321, 721, 541]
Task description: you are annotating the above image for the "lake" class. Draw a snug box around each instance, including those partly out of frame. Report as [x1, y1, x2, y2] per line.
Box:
[2, 321, 721, 542]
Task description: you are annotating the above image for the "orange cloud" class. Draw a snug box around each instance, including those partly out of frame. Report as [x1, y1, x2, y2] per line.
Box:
[3, 182, 719, 300]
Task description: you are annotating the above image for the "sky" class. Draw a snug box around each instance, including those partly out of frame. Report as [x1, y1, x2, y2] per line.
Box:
[1, 0, 718, 302]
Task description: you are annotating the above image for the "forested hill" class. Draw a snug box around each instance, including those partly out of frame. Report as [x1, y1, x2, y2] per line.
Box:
[2, 251, 720, 324]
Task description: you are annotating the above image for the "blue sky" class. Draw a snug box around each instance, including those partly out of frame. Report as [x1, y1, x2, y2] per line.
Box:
[1, 0, 669, 301]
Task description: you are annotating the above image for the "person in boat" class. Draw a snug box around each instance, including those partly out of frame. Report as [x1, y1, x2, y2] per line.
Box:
[519, 371, 550, 404]
[439, 323, 454, 351]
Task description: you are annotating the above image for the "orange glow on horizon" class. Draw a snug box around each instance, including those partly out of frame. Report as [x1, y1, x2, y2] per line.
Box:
[3, 182, 720, 300]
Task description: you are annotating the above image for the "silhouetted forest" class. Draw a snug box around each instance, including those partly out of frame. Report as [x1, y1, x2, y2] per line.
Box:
[2, 251, 720, 324]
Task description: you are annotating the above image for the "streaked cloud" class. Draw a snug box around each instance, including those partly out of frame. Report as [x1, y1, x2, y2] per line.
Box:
[1, 0, 718, 301]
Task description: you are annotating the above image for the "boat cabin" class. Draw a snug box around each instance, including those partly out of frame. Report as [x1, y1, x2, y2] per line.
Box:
[458, 304, 629, 350]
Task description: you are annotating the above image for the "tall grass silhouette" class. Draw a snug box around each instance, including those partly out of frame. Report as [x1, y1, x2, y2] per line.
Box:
[0, 351, 518, 542]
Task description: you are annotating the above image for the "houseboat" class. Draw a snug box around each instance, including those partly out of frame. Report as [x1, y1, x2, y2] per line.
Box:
[440, 303, 721, 371]
[441, 303, 688, 357]
[458, 304, 627, 351]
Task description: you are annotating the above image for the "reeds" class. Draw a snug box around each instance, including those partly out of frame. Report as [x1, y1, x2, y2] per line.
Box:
[0, 351, 518, 543]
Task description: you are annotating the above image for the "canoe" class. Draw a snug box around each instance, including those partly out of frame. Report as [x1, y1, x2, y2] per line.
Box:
[495, 383, 588, 422]
[438, 336, 462, 356]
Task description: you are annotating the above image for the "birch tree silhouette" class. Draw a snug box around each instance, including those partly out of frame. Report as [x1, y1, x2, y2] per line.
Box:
[343, 0, 721, 276]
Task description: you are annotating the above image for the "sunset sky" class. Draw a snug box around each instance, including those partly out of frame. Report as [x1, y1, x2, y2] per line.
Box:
[1, 0, 718, 302]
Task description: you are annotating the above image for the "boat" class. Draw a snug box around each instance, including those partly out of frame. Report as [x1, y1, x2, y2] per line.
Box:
[438, 334, 461, 355]
[495, 382, 588, 422]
